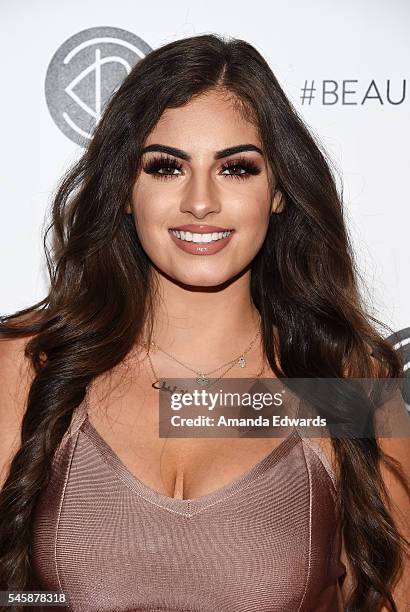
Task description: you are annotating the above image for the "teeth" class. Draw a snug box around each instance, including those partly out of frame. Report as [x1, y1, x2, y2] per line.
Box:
[170, 230, 232, 243]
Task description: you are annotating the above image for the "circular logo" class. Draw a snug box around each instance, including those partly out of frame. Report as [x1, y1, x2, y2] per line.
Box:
[45, 26, 152, 147]
[387, 327, 410, 411]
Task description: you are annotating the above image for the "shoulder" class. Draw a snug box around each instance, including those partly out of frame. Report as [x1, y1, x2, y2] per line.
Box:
[0, 331, 36, 489]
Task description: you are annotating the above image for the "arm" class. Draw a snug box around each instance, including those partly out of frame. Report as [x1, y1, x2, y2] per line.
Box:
[340, 391, 410, 611]
[377, 433, 410, 611]
[0, 335, 34, 489]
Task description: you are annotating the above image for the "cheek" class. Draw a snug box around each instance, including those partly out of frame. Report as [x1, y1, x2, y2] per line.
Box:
[237, 196, 271, 236]
[131, 186, 165, 237]
[243, 225, 269, 258]
[239, 209, 271, 258]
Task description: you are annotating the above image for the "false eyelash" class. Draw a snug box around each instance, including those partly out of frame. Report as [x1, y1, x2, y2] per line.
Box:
[222, 157, 261, 180]
[142, 154, 261, 181]
[142, 155, 183, 179]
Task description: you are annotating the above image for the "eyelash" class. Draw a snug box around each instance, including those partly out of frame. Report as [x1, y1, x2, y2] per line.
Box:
[142, 155, 261, 181]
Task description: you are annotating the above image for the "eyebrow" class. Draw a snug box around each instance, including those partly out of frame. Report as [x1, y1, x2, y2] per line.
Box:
[140, 143, 264, 161]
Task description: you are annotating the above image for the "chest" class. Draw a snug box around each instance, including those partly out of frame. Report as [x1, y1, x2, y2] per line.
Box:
[85, 367, 320, 500]
[86, 386, 298, 500]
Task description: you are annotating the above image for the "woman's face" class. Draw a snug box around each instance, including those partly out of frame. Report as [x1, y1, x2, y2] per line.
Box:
[127, 89, 283, 287]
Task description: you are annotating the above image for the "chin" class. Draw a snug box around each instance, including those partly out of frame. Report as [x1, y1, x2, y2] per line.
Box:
[167, 265, 245, 289]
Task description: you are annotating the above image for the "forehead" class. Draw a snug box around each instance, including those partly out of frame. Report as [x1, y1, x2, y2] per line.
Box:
[145, 91, 261, 150]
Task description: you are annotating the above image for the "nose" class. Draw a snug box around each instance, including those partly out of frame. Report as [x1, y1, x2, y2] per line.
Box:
[179, 172, 222, 219]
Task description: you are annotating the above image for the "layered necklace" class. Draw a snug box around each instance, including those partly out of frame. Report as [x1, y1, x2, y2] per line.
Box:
[144, 322, 264, 390]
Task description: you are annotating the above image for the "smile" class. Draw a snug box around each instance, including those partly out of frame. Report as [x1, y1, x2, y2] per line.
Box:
[169, 229, 233, 243]
[168, 228, 235, 256]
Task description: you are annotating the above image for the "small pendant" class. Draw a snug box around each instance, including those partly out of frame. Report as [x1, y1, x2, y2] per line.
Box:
[196, 374, 210, 386]
[238, 355, 246, 368]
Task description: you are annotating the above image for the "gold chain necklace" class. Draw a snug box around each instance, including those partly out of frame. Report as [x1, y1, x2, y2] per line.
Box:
[145, 325, 263, 389]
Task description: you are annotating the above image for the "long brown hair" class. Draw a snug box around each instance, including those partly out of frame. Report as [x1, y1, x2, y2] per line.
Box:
[0, 33, 408, 611]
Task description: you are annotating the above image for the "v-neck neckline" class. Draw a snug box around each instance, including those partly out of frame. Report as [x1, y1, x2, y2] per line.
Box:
[80, 415, 301, 517]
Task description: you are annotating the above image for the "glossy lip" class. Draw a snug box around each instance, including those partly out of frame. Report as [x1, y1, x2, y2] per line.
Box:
[168, 227, 234, 256]
[169, 224, 234, 233]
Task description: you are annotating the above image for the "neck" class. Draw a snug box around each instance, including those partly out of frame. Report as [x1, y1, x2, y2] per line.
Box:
[143, 269, 262, 371]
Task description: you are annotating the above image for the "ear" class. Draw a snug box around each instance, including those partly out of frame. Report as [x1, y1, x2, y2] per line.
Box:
[271, 189, 285, 214]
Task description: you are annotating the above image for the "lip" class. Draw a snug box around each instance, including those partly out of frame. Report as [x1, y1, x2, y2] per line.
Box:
[168, 228, 234, 256]
[168, 224, 234, 233]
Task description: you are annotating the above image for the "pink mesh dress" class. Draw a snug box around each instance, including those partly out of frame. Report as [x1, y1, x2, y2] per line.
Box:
[31, 389, 347, 611]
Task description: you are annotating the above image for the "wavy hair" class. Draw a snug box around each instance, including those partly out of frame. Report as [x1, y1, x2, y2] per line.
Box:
[0, 34, 408, 611]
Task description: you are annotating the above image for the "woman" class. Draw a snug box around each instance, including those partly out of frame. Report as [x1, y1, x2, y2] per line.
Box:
[0, 34, 409, 612]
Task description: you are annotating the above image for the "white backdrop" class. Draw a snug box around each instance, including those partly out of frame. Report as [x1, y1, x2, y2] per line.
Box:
[1, 0, 409, 379]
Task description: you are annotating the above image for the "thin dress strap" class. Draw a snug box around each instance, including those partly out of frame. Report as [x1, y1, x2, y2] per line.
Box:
[57, 386, 90, 450]
[69, 387, 90, 435]
[301, 436, 337, 491]
[293, 397, 337, 490]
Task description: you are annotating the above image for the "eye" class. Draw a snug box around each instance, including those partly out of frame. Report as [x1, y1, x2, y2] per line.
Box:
[220, 157, 261, 180]
[142, 155, 183, 180]
[141, 154, 261, 181]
